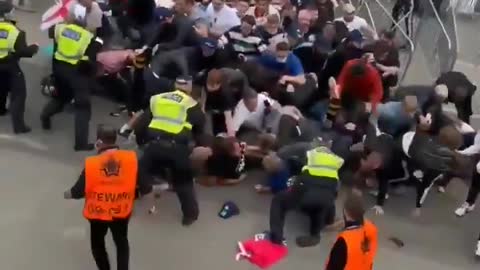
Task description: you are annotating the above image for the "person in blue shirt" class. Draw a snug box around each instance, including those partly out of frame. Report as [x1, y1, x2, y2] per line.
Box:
[257, 41, 306, 85]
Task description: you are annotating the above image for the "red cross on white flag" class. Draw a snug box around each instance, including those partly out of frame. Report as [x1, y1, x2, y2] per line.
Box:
[40, 0, 74, 31]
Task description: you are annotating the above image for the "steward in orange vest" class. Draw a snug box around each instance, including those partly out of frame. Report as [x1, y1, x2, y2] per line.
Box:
[326, 194, 378, 270]
[64, 124, 153, 270]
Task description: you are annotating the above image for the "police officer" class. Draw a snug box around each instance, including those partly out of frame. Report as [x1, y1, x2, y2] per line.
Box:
[40, 4, 103, 151]
[139, 76, 206, 226]
[268, 138, 343, 247]
[0, 1, 38, 133]
[64, 124, 154, 270]
[325, 193, 378, 270]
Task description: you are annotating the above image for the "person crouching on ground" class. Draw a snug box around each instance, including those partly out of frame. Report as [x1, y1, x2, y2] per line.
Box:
[267, 138, 343, 247]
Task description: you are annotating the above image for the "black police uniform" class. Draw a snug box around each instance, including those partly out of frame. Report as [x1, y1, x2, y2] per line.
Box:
[0, 2, 38, 133]
[138, 86, 206, 225]
[40, 23, 103, 151]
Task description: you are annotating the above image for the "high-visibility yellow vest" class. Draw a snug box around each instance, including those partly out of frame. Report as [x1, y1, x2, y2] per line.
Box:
[302, 147, 344, 179]
[54, 24, 93, 65]
[0, 22, 20, 59]
[148, 90, 197, 134]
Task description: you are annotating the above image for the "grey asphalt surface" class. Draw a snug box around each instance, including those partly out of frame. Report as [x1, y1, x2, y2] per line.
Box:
[0, 1, 479, 270]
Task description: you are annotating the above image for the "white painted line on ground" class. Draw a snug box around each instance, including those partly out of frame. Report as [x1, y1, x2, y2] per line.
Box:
[455, 60, 480, 70]
[63, 226, 87, 240]
[0, 133, 49, 151]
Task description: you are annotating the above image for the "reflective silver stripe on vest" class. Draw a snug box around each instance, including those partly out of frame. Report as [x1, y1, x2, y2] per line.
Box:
[152, 114, 185, 125]
[307, 164, 339, 171]
[56, 50, 84, 60]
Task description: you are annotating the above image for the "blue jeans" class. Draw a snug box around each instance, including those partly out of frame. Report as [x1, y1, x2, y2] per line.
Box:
[309, 100, 329, 127]
[268, 162, 291, 194]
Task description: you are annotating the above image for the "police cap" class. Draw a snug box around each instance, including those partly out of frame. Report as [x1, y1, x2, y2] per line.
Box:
[0, 1, 14, 17]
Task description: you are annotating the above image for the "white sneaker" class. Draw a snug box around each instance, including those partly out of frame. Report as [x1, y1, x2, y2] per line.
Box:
[455, 203, 475, 217]
[475, 241, 480, 257]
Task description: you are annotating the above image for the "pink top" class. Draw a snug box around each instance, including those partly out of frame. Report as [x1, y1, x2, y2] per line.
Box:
[96, 50, 135, 75]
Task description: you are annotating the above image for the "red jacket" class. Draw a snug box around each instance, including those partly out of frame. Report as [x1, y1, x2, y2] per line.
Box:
[337, 59, 383, 112]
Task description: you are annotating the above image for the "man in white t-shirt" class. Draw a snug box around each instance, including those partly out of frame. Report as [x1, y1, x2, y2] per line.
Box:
[70, 0, 103, 33]
[232, 90, 304, 135]
[334, 3, 377, 40]
[206, 0, 241, 37]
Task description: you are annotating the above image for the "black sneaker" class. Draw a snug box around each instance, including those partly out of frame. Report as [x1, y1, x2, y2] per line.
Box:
[0, 108, 8, 116]
[296, 235, 320, 247]
[41, 117, 52, 130]
[182, 216, 198, 226]
[109, 105, 128, 117]
[14, 126, 32, 134]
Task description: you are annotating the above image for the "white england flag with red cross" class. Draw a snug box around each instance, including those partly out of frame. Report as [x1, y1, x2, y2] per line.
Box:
[40, 0, 74, 31]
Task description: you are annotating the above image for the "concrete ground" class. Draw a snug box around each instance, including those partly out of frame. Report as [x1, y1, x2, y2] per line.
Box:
[0, 1, 479, 270]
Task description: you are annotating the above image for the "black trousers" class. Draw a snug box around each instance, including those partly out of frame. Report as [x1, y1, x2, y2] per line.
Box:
[269, 175, 336, 244]
[391, 0, 413, 36]
[454, 95, 473, 124]
[41, 63, 92, 147]
[139, 139, 199, 220]
[89, 218, 130, 270]
[0, 65, 28, 131]
[465, 168, 480, 205]
[411, 166, 443, 208]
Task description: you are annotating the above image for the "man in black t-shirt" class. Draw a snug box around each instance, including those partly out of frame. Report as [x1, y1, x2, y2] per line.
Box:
[203, 68, 249, 135]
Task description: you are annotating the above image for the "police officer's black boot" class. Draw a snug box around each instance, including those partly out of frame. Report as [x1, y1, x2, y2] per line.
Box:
[13, 125, 31, 134]
[73, 105, 93, 151]
[295, 235, 320, 247]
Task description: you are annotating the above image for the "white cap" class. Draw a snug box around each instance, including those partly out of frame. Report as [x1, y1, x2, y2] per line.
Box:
[435, 84, 448, 98]
[73, 3, 87, 21]
[343, 3, 356, 14]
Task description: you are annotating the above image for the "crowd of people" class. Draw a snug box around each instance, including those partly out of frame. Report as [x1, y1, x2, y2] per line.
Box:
[1, 0, 479, 269]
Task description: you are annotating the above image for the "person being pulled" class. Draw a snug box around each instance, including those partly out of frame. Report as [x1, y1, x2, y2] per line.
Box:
[138, 76, 205, 226]
[268, 138, 344, 247]
[326, 53, 383, 127]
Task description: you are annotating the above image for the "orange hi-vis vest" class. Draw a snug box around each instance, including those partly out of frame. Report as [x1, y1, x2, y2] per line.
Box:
[329, 219, 378, 270]
[83, 150, 138, 221]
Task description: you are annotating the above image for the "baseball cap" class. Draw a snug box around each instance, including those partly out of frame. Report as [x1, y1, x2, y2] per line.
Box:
[200, 37, 218, 57]
[218, 201, 240, 219]
[73, 3, 87, 22]
[155, 7, 174, 22]
[343, 3, 356, 14]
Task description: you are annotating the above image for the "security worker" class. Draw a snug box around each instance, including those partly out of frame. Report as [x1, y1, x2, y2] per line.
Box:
[64, 124, 154, 270]
[40, 4, 103, 151]
[0, 1, 38, 133]
[268, 139, 344, 247]
[325, 193, 378, 270]
[139, 76, 206, 226]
